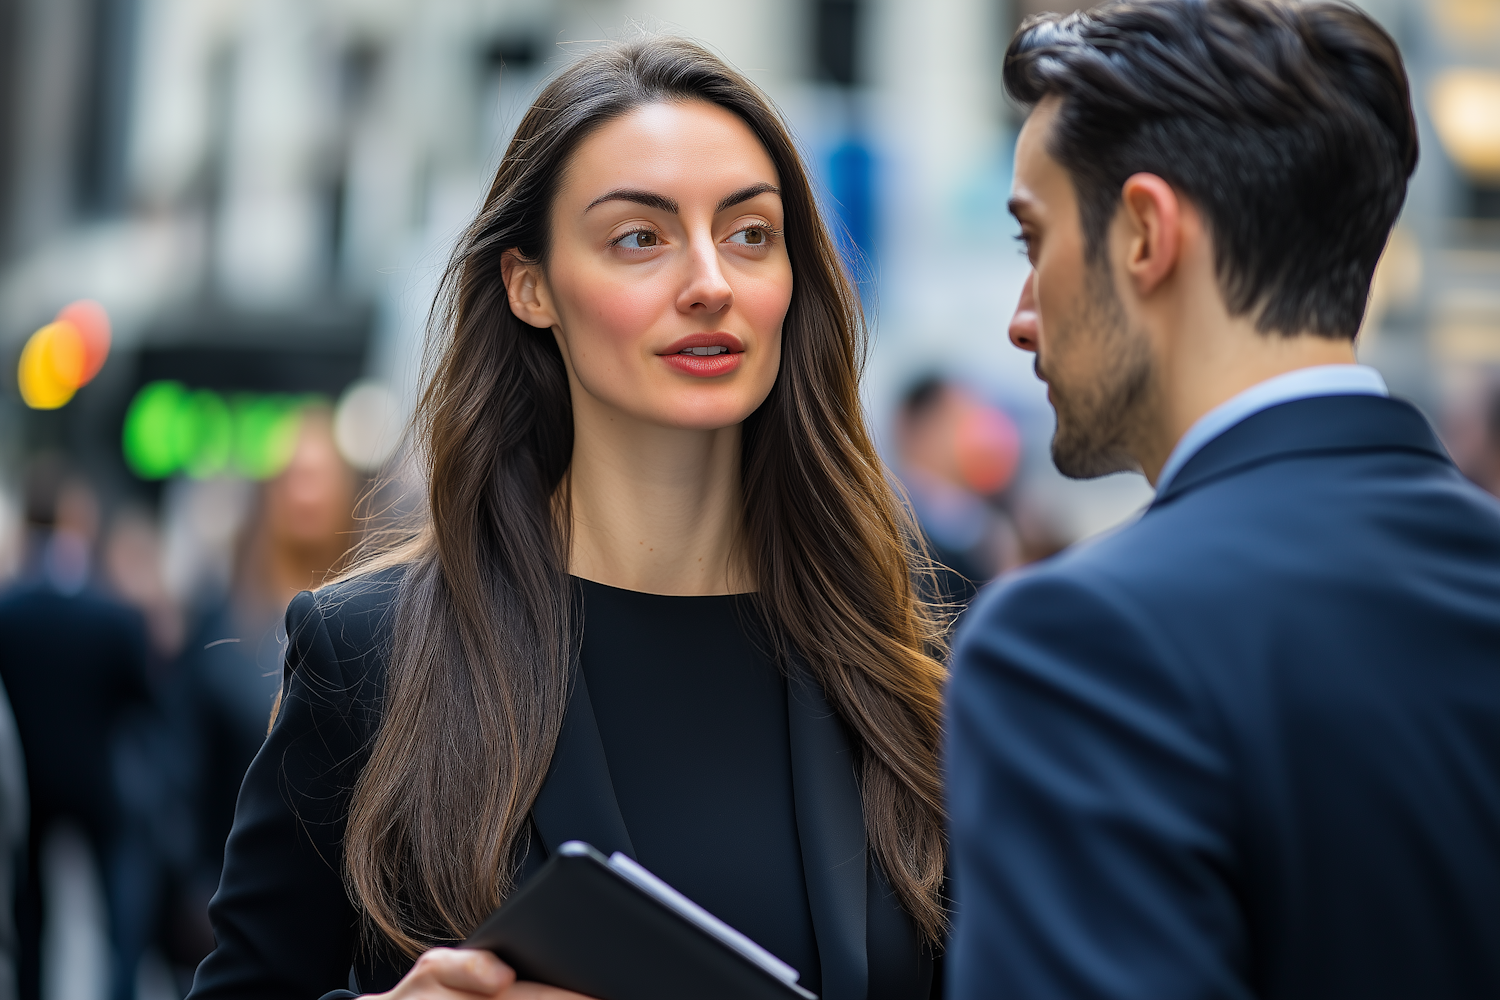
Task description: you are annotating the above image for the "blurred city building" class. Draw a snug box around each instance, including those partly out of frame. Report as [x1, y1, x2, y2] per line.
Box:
[0, 0, 1481, 548]
[0, 0, 1496, 996]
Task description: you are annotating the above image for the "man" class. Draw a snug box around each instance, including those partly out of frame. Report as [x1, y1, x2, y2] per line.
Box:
[0, 680, 25, 1000]
[946, 2, 1500, 999]
[0, 462, 152, 1000]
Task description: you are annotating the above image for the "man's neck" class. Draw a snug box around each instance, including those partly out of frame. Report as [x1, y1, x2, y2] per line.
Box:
[1135, 320, 1358, 486]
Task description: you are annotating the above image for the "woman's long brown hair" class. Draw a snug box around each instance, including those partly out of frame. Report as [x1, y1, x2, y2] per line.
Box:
[340, 35, 948, 958]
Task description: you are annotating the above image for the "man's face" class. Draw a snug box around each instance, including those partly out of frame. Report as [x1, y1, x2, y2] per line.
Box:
[1008, 97, 1153, 479]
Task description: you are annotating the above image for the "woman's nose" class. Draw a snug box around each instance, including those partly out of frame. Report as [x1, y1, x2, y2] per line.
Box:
[677, 238, 734, 315]
[1009, 270, 1040, 353]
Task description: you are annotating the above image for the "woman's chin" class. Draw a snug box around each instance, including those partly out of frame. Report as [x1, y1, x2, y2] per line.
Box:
[632, 400, 763, 433]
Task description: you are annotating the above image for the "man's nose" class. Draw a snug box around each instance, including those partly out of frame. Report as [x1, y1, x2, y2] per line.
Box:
[1009, 270, 1039, 353]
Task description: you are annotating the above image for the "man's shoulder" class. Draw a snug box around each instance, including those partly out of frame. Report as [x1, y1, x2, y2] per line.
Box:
[1043, 443, 1500, 586]
[958, 540, 1167, 668]
[966, 510, 1182, 623]
[960, 448, 1500, 674]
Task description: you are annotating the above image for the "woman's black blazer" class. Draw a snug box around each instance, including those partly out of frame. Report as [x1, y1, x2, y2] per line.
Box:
[186, 570, 941, 1000]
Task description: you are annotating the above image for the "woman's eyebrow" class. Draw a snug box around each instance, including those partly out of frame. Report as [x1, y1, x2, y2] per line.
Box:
[586, 189, 679, 213]
[716, 182, 780, 212]
[584, 182, 780, 215]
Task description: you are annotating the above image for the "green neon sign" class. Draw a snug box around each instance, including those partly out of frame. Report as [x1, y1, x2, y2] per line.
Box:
[122, 380, 324, 480]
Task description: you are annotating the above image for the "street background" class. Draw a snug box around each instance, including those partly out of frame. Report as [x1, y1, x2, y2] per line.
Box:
[0, 1, 1496, 998]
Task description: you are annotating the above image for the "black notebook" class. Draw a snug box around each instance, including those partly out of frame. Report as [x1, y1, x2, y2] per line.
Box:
[463, 841, 818, 1000]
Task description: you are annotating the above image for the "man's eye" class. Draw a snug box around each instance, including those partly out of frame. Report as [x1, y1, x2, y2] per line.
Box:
[616, 230, 659, 249]
[729, 226, 770, 246]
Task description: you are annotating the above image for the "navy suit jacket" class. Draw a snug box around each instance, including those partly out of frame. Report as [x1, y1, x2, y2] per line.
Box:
[946, 395, 1500, 1000]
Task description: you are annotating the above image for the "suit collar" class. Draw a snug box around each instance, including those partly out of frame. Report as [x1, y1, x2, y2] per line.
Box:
[1151, 394, 1449, 510]
[787, 665, 868, 1000]
[530, 668, 637, 860]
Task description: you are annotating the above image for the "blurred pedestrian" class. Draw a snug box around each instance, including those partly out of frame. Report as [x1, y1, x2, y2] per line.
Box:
[947, 3, 1500, 999]
[99, 506, 195, 1000]
[103, 509, 185, 670]
[0, 678, 27, 1000]
[0, 458, 152, 1000]
[1444, 378, 1500, 498]
[893, 375, 1020, 606]
[166, 407, 357, 980]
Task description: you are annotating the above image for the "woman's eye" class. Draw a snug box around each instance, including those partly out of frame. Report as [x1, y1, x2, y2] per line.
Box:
[616, 230, 659, 249]
[729, 226, 770, 246]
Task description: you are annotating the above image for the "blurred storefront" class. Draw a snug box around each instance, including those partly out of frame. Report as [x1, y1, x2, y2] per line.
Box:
[0, 1, 1497, 998]
[2, 0, 1498, 553]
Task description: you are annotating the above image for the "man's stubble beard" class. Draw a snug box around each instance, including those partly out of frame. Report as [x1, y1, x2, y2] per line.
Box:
[1042, 264, 1155, 480]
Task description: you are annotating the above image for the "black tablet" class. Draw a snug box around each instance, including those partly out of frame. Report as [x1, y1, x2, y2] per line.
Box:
[463, 841, 818, 1000]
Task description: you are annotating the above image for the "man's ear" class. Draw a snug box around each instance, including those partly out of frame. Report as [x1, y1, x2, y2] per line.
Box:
[501, 251, 559, 329]
[1119, 173, 1182, 297]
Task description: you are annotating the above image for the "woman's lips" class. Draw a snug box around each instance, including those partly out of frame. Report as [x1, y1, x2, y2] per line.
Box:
[660, 351, 743, 377]
[658, 332, 745, 377]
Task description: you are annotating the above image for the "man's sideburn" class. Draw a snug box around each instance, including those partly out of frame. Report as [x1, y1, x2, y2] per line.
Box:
[1045, 260, 1155, 479]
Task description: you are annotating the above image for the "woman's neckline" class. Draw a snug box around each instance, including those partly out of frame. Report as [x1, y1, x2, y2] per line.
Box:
[571, 574, 757, 599]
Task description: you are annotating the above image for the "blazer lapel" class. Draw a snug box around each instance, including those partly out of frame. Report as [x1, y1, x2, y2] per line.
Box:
[788, 665, 868, 1000]
[530, 668, 636, 861]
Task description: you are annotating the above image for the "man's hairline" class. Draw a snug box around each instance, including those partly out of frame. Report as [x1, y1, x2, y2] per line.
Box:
[1015, 90, 1361, 341]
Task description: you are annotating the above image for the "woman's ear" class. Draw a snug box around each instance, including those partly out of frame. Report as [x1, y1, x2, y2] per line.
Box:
[501, 251, 559, 329]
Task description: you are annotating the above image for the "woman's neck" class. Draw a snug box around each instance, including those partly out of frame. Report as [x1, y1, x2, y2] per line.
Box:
[567, 405, 750, 596]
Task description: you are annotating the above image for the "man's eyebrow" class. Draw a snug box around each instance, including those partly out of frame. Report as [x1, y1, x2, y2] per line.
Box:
[716, 182, 780, 212]
[585, 189, 679, 213]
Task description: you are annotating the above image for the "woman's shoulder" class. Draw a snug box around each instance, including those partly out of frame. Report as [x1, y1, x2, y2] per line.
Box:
[293, 565, 406, 644]
[284, 565, 408, 705]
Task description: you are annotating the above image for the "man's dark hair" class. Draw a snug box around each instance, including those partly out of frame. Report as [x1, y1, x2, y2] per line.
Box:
[1005, 0, 1417, 338]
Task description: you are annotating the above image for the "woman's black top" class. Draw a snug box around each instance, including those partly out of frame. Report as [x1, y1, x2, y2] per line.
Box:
[186, 570, 938, 1000]
[577, 578, 821, 991]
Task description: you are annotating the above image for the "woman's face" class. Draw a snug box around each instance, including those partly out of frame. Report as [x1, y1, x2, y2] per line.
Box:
[505, 100, 792, 430]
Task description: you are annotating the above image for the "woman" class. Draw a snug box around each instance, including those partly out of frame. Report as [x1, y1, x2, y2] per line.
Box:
[188, 36, 946, 1000]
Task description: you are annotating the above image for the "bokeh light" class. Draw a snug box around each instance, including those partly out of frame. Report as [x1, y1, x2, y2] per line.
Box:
[955, 406, 1021, 496]
[56, 299, 112, 383]
[122, 380, 318, 481]
[333, 381, 404, 472]
[16, 300, 112, 410]
[18, 323, 85, 409]
[231, 393, 306, 480]
[1431, 69, 1500, 181]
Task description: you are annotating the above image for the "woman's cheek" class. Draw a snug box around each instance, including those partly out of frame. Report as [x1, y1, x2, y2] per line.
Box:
[737, 262, 793, 336]
[579, 275, 673, 353]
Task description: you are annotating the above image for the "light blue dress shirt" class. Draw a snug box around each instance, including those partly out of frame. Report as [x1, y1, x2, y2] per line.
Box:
[1154, 364, 1389, 496]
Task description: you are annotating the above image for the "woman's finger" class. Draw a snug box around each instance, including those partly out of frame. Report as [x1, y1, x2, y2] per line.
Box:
[415, 947, 517, 996]
[500, 983, 597, 999]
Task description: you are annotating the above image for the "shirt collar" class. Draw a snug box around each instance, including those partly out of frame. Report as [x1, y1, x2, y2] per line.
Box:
[1154, 364, 1389, 497]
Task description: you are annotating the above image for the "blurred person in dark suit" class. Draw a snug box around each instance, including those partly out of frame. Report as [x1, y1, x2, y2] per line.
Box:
[0, 679, 27, 1000]
[1444, 378, 1500, 499]
[100, 507, 194, 1000]
[104, 509, 186, 670]
[946, 3, 1500, 999]
[0, 459, 152, 1000]
[893, 376, 1021, 607]
[167, 407, 357, 982]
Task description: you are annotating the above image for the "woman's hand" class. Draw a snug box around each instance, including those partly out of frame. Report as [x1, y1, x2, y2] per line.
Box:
[372, 948, 597, 999]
